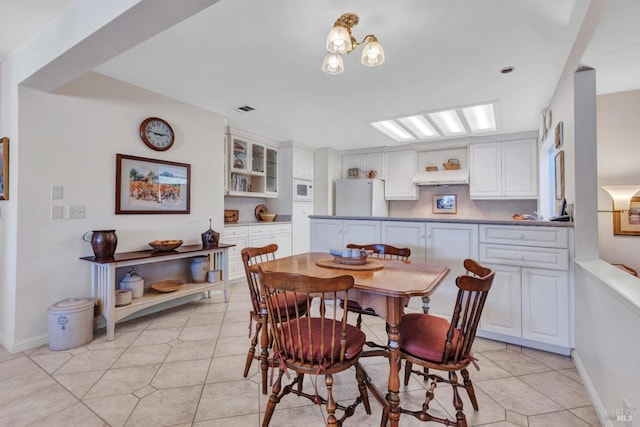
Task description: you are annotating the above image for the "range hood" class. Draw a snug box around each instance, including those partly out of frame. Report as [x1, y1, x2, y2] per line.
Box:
[412, 169, 469, 186]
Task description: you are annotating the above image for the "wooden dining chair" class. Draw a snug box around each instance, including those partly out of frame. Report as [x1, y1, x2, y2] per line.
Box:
[257, 267, 371, 427]
[241, 245, 308, 394]
[394, 259, 495, 427]
[343, 243, 411, 329]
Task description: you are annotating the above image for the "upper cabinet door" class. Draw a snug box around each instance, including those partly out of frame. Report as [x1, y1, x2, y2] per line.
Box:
[230, 136, 249, 173]
[292, 147, 314, 180]
[469, 142, 501, 198]
[342, 153, 384, 179]
[469, 139, 537, 200]
[361, 153, 385, 180]
[502, 139, 538, 197]
[384, 150, 417, 200]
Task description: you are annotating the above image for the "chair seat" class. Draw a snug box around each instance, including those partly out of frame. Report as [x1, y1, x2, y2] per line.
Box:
[399, 313, 461, 363]
[278, 317, 366, 363]
[270, 291, 308, 319]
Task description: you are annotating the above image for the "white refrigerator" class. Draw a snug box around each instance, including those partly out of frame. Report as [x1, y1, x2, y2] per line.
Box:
[335, 179, 388, 217]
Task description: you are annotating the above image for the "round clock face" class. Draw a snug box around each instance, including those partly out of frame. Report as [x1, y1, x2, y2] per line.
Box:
[140, 117, 175, 151]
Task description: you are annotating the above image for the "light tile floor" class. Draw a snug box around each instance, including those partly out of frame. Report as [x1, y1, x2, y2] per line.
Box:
[0, 282, 601, 426]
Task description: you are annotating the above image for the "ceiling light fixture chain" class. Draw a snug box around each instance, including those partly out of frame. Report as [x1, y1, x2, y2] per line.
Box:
[322, 12, 385, 75]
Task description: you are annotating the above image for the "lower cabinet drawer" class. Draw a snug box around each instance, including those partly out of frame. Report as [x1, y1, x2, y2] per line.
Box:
[479, 243, 568, 270]
[228, 259, 245, 281]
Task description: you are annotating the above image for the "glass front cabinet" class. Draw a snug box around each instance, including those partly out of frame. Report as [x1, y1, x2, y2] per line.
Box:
[227, 127, 278, 197]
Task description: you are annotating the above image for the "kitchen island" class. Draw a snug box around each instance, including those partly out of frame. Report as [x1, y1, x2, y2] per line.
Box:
[310, 215, 575, 355]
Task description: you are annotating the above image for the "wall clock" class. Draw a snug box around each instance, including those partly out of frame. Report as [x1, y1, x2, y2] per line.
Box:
[139, 117, 175, 151]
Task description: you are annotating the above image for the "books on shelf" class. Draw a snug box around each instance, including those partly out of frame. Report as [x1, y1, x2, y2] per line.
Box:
[231, 174, 251, 192]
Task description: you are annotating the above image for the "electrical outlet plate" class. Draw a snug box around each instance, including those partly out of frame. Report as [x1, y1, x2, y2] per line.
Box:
[68, 205, 85, 219]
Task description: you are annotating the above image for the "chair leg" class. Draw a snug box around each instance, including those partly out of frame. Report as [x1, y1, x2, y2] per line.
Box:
[356, 312, 363, 329]
[325, 374, 338, 427]
[403, 361, 412, 386]
[449, 370, 467, 427]
[243, 319, 260, 377]
[461, 368, 479, 411]
[380, 408, 389, 427]
[259, 318, 270, 395]
[355, 363, 372, 414]
[262, 369, 284, 427]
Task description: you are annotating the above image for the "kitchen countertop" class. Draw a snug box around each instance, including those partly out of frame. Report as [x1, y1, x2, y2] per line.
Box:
[224, 219, 292, 227]
[309, 215, 574, 227]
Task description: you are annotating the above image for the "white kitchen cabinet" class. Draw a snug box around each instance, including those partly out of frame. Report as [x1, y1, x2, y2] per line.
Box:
[292, 202, 313, 255]
[227, 127, 278, 198]
[479, 263, 522, 337]
[477, 224, 571, 353]
[342, 152, 385, 179]
[425, 223, 479, 318]
[469, 139, 537, 199]
[249, 224, 292, 258]
[224, 223, 292, 282]
[293, 147, 314, 180]
[381, 221, 426, 262]
[384, 150, 418, 200]
[310, 218, 381, 252]
[521, 267, 569, 346]
[223, 226, 248, 282]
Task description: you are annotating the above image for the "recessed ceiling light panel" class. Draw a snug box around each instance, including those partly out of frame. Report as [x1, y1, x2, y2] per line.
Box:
[428, 110, 467, 136]
[398, 115, 438, 139]
[461, 104, 496, 132]
[370, 120, 416, 142]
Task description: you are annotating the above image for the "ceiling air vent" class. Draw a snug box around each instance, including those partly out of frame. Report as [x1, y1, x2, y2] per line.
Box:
[235, 105, 255, 112]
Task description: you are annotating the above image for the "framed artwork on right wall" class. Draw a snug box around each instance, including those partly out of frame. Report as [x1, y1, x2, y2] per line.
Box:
[555, 151, 564, 200]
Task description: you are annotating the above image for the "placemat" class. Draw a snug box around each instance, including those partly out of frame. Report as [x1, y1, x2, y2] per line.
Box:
[316, 258, 384, 271]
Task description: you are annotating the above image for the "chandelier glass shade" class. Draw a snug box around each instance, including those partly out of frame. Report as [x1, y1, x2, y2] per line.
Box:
[322, 13, 384, 75]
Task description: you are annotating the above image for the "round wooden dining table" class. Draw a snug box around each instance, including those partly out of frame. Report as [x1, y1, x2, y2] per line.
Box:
[252, 252, 450, 427]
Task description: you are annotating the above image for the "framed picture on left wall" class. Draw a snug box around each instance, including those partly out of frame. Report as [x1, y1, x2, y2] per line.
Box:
[116, 153, 190, 214]
[0, 137, 8, 200]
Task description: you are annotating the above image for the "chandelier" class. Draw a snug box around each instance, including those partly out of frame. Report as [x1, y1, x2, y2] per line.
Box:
[322, 13, 385, 75]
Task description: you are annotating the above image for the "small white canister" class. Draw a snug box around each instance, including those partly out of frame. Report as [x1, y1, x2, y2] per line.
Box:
[48, 298, 95, 351]
[191, 256, 209, 283]
[120, 268, 144, 298]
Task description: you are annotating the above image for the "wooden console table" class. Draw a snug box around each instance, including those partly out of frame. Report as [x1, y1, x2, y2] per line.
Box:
[80, 244, 233, 341]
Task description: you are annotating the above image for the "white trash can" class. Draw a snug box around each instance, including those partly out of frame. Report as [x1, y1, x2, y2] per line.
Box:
[48, 298, 95, 351]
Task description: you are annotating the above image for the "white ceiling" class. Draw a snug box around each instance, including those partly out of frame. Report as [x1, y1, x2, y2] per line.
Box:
[3, 0, 640, 151]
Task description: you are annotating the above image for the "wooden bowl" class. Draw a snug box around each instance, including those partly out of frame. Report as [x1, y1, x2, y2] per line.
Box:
[148, 240, 183, 251]
[260, 213, 277, 222]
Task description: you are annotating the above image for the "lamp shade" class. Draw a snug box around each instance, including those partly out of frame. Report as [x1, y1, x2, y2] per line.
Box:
[322, 53, 344, 75]
[601, 185, 640, 211]
[361, 38, 385, 67]
[326, 25, 352, 53]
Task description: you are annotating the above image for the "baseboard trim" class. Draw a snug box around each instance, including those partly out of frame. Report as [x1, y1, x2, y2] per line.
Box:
[1, 333, 49, 353]
[476, 330, 571, 356]
[572, 350, 612, 427]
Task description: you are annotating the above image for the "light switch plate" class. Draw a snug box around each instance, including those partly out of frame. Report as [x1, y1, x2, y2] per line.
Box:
[51, 185, 63, 200]
[51, 205, 64, 219]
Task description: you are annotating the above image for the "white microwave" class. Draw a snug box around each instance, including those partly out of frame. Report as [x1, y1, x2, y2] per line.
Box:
[293, 179, 314, 202]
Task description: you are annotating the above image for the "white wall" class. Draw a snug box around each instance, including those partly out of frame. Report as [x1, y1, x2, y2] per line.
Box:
[11, 72, 225, 349]
[597, 89, 640, 272]
[574, 261, 640, 427]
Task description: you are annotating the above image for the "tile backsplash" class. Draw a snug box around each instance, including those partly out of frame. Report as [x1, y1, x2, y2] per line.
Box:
[390, 186, 537, 220]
